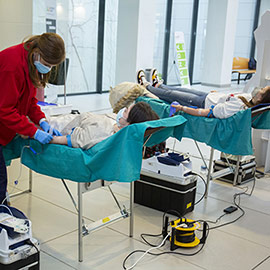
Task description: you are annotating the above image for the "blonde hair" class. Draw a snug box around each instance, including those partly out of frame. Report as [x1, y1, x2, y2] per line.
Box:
[109, 83, 145, 113]
[23, 33, 65, 88]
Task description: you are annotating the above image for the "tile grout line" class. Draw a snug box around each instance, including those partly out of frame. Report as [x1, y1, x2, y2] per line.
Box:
[205, 193, 270, 217]
[40, 228, 78, 245]
[251, 255, 270, 270]
[40, 250, 77, 270]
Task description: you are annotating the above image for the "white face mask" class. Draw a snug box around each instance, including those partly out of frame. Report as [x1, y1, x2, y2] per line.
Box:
[34, 54, 52, 74]
[251, 87, 261, 98]
[116, 107, 127, 127]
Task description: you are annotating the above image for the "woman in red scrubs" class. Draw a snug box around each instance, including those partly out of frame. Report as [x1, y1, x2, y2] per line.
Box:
[0, 33, 66, 205]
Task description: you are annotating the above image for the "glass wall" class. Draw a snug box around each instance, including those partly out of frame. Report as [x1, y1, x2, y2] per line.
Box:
[167, 0, 193, 85]
[33, 0, 117, 94]
[233, 0, 256, 58]
[192, 0, 208, 84]
[32, 0, 260, 93]
[153, 0, 167, 79]
[152, 0, 259, 85]
[232, 0, 256, 80]
[102, 0, 118, 90]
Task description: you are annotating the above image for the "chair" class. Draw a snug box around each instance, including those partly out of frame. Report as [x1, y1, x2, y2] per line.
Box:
[232, 57, 256, 84]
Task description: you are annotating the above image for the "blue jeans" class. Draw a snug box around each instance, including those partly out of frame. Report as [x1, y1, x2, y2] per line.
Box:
[146, 84, 208, 108]
[0, 146, 7, 205]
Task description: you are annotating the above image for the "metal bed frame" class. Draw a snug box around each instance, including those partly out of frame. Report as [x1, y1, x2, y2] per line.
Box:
[195, 105, 270, 197]
[11, 174, 134, 262]
[9, 130, 161, 262]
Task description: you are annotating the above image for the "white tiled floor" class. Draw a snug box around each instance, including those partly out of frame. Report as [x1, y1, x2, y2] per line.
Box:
[6, 81, 270, 269]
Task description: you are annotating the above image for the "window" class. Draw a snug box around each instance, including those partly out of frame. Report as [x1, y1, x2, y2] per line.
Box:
[102, 0, 119, 90]
[167, 0, 194, 85]
[153, 0, 167, 79]
[33, 0, 99, 94]
[192, 0, 208, 84]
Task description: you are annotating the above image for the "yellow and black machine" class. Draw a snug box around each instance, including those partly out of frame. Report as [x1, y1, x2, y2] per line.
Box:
[162, 216, 208, 251]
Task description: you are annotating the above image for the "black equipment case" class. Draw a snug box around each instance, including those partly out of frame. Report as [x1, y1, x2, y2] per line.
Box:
[134, 170, 197, 216]
[213, 155, 256, 185]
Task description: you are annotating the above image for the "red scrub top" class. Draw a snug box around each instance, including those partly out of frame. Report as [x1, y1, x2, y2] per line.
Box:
[0, 43, 45, 146]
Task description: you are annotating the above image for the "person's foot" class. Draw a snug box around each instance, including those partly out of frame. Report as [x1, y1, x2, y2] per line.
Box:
[150, 68, 163, 87]
[137, 70, 150, 87]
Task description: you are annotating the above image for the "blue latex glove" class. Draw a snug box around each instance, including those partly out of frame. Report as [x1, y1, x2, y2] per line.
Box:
[40, 121, 62, 136]
[34, 129, 53, 144]
[169, 101, 180, 116]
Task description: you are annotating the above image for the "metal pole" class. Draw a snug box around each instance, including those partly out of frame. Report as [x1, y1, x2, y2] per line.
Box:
[189, 0, 199, 84]
[162, 0, 173, 85]
[233, 156, 241, 186]
[78, 183, 83, 262]
[194, 140, 208, 169]
[96, 0, 106, 93]
[62, 179, 78, 212]
[129, 181, 134, 237]
[250, 0, 261, 59]
[29, 169, 32, 192]
[63, 60, 67, 105]
[205, 148, 214, 198]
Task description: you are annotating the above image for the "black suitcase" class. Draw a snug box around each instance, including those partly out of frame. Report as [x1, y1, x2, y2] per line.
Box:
[135, 171, 197, 216]
[213, 158, 256, 185]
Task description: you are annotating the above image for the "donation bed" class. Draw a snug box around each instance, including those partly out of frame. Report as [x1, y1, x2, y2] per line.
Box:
[3, 116, 187, 262]
[137, 96, 270, 192]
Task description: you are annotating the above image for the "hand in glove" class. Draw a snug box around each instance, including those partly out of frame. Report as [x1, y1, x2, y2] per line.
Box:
[40, 121, 62, 136]
[34, 129, 53, 144]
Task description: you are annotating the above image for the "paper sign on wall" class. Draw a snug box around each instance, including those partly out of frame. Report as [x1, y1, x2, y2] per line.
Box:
[46, 0, 56, 33]
[175, 32, 190, 87]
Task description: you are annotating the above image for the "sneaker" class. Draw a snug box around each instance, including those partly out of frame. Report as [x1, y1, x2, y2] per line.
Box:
[150, 68, 163, 87]
[136, 69, 150, 87]
[137, 69, 146, 85]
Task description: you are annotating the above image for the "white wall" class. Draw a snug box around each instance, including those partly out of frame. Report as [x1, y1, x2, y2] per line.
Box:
[0, 0, 33, 50]
[115, 0, 156, 84]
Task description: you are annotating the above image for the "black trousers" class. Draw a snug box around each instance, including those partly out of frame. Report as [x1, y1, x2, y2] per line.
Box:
[0, 145, 7, 205]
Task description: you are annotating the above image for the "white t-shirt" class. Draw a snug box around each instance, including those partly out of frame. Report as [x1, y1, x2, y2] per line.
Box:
[204, 92, 252, 119]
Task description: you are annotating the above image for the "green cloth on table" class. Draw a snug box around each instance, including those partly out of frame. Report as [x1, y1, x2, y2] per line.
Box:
[3, 116, 186, 183]
[252, 110, 270, 129]
[137, 96, 253, 155]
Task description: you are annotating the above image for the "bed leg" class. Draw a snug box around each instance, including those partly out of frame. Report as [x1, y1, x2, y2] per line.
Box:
[29, 169, 33, 192]
[78, 183, 83, 262]
[233, 156, 240, 186]
[205, 148, 214, 198]
[9, 168, 33, 199]
[129, 181, 134, 237]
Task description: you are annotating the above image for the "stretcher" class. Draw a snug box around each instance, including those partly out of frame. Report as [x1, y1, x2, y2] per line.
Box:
[3, 115, 187, 262]
[137, 96, 270, 194]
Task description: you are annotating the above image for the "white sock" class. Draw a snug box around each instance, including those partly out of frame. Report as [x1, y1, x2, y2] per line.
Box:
[141, 76, 150, 87]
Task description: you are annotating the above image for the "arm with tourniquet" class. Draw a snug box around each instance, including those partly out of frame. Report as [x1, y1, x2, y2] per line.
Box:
[50, 115, 115, 149]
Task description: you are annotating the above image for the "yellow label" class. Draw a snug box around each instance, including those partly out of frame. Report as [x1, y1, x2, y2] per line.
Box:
[102, 217, 110, 223]
[186, 202, 192, 209]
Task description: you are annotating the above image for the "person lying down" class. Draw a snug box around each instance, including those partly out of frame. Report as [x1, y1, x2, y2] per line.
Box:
[137, 69, 270, 119]
[109, 71, 270, 119]
[48, 101, 159, 150]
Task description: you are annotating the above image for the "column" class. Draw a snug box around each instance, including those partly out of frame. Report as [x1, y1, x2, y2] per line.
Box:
[115, 0, 157, 84]
[201, 0, 239, 87]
